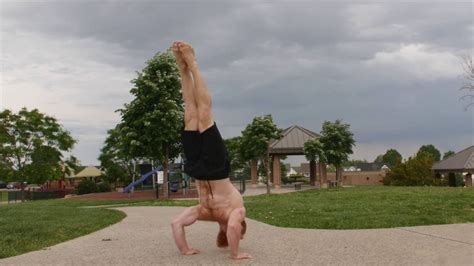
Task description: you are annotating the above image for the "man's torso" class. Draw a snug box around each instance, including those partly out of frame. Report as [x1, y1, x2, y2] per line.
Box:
[196, 178, 243, 223]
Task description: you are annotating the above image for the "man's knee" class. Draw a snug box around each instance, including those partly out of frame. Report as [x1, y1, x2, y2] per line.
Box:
[185, 108, 198, 121]
[198, 106, 212, 122]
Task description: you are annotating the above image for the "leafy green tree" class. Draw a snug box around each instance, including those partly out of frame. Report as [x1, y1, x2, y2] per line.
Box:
[341, 159, 367, 167]
[384, 152, 439, 186]
[99, 125, 136, 187]
[240, 115, 282, 194]
[224, 136, 247, 180]
[318, 119, 355, 184]
[118, 50, 183, 198]
[304, 138, 326, 186]
[0, 108, 76, 184]
[0, 153, 14, 181]
[374, 154, 384, 164]
[443, 150, 455, 159]
[417, 144, 441, 161]
[382, 149, 402, 166]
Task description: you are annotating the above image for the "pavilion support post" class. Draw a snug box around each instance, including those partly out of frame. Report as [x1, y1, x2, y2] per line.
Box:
[250, 160, 258, 187]
[465, 173, 472, 187]
[309, 159, 316, 186]
[272, 155, 281, 189]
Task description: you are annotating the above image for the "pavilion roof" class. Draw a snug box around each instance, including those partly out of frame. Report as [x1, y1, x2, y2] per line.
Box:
[269, 125, 320, 155]
[432, 146, 474, 172]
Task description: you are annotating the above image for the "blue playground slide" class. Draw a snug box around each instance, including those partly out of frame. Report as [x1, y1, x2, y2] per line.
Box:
[123, 167, 162, 193]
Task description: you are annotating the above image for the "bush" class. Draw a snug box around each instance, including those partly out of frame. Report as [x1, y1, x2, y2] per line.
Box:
[77, 180, 98, 195]
[383, 152, 436, 186]
[97, 182, 112, 193]
[282, 175, 308, 184]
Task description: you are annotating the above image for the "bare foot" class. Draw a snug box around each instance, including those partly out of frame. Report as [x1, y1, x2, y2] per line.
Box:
[171, 41, 187, 72]
[178, 42, 198, 70]
[182, 248, 200, 255]
[231, 253, 253, 260]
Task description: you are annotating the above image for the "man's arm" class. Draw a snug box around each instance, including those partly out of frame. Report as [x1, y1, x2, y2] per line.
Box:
[226, 207, 252, 260]
[171, 205, 201, 255]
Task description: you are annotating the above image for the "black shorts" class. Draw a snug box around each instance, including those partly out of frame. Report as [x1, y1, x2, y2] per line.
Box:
[182, 122, 230, 180]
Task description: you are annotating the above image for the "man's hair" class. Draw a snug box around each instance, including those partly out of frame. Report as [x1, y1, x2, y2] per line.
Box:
[216, 220, 247, 247]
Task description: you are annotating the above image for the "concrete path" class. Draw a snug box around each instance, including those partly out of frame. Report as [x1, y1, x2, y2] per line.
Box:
[2, 207, 473, 265]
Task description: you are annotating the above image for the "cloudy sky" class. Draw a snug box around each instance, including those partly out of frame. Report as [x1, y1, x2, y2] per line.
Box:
[1, 0, 473, 166]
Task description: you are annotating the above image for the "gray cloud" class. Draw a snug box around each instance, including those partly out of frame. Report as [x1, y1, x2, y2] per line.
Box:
[1, 0, 472, 164]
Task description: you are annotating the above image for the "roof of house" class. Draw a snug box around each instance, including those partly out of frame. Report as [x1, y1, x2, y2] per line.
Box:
[74, 166, 103, 178]
[354, 163, 390, 171]
[432, 146, 474, 172]
[292, 166, 302, 173]
[269, 125, 320, 155]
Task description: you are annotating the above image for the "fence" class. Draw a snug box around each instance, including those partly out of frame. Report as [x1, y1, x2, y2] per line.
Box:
[0, 190, 70, 204]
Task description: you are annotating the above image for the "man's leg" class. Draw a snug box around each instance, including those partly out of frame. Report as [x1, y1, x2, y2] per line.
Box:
[178, 42, 214, 132]
[171, 205, 201, 255]
[227, 207, 252, 260]
[172, 42, 198, 131]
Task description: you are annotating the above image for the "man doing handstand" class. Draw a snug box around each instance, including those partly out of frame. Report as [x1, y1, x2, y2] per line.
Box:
[170, 41, 252, 260]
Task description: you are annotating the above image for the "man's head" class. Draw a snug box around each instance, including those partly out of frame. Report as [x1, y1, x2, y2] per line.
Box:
[216, 220, 247, 247]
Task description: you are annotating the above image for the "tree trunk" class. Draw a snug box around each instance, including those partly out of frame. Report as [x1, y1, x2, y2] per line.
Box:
[319, 162, 328, 188]
[264, 158, 271, 195]
[309, 160, 316, 186]
[336, 165, 343, 186]
[250, 160, 258, 186]
[163, 147, 169, 199]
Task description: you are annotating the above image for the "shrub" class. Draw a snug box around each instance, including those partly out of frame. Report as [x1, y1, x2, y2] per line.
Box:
[77, 180, 98, 195]
[383, 152, 436, 186]
[97, 182, 112, 193]
[282, 175, 308, 184]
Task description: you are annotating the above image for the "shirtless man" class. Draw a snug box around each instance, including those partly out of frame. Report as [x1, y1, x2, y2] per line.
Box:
[170, 41, 252, 260]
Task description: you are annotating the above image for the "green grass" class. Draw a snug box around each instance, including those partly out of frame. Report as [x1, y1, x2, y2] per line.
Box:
[0, 198, 198, 259]
[0, 191, 8, 202]
[244, 186, 474, 229]
[1, 186, 473, 258]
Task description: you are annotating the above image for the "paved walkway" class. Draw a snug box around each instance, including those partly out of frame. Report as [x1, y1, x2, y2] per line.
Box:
[2, 207, 473, 265]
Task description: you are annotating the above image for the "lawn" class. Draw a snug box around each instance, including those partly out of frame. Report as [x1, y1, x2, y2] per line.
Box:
[244, 186, 474, 229]
[0, 186, 472, 259]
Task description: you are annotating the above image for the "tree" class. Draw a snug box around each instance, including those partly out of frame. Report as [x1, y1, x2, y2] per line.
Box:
[303, 138, 326, 186]
[384, 152, 440, 186]
[374, 154, 384, 164]
[417, 144, 441, 162]
[460, 55, 473, 110]
[224, 137, 247, 180]
[118, 50, 183, 198]
[99, 125, 136, 188]
[0, 108, 76, 184]
[341, 159, 368, 167]
[318, 119, 355, 184]
[381, 149, 402, 166]
[240, 115, 282, 194]
[443, 150, 455, 159]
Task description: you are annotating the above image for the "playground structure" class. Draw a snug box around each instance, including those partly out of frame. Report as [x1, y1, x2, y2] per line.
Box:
[123, 165, 191, 197]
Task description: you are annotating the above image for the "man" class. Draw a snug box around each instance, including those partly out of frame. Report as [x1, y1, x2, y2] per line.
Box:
[170, 41, 252, 260]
